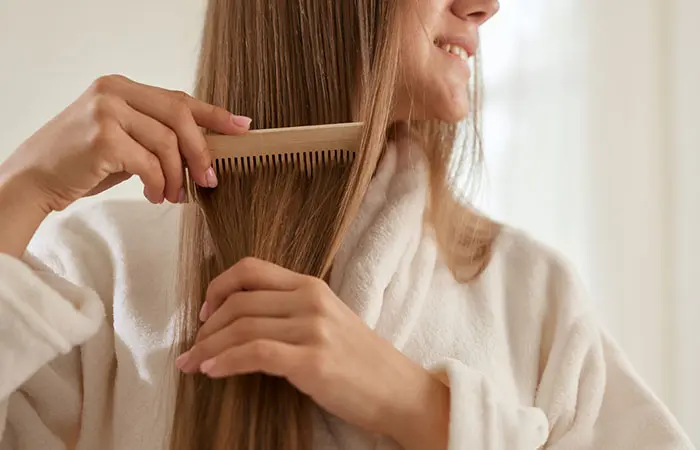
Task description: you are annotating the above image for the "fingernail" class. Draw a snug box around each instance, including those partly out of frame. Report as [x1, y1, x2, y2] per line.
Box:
[199, 302, 209, 322]
[200, 358, 216, 374]
[231, 115, 252, 129]
[205, 168, 218, 188]
[176, 352, 190, 370]
[178, 187, 187, 204]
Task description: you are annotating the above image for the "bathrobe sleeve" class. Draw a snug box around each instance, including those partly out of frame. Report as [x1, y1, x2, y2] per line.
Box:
[433, 257, 694, 450]
[0, 250, 104, 445]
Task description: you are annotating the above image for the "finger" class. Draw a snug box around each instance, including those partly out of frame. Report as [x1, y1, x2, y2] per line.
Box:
[204, 258, 305, 321]
[109, 126, 166, 204]
[125, 88, 214, 188]
[96, 75, 251, 135]
[179, 92, 251, 135]
[139, 82, 251, 135]
[179, 317, 312, 373]
[197, 290, 305, 341]
[197, 339, 303, 379]
[120, 105, 184, 203]
[110, 78, 250, 188]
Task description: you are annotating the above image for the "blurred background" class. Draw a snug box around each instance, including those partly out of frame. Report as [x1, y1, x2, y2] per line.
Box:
[0, 0, 698, 444]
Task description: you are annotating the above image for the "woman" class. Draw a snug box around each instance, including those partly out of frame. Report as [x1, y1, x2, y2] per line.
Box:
[0, 0, 693, 448]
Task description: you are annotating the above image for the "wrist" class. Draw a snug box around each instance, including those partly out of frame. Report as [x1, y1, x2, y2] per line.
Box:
[0, 168, 53, 257]
[383, 366, 451, 450]
[0, 155, 57, 209]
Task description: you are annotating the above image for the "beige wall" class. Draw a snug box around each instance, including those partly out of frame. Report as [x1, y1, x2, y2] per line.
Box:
[669, 0, 700, 441]
[0, 0, 207, 200]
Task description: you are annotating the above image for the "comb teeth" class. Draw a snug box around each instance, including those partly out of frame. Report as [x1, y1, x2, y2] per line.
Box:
[213, 149, 355, 178]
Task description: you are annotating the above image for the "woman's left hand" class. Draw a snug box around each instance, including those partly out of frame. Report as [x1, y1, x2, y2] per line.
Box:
[175, 257, 449, 446]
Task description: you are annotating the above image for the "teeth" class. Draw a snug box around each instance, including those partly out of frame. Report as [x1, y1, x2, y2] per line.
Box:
[439, 43, 470, 63]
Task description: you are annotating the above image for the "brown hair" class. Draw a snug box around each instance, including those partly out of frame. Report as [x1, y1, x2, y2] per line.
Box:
[171, 0, 499, 449]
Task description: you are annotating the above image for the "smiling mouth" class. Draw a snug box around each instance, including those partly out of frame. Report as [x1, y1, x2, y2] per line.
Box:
[434, 40, 471, 64]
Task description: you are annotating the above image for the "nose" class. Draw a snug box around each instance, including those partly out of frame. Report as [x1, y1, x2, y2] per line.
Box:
[451, 0, 500, 25]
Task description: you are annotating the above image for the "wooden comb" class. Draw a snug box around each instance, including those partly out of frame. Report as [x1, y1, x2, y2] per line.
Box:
[203, 122, 363, 177]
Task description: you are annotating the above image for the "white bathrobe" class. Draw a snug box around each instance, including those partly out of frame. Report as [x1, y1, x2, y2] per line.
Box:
[0, 140, 693, 450]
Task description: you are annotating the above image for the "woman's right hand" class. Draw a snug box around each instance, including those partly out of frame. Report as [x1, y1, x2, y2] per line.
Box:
[0, 74, 251, 212]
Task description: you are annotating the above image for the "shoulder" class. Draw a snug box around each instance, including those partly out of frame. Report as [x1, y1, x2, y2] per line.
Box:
[489, 226, 574, 276]
[27, 199, 180, 282]
[479, 226, 593, 318]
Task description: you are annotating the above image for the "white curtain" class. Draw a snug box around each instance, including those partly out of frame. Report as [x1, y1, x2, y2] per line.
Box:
[477, 0, 700, 444]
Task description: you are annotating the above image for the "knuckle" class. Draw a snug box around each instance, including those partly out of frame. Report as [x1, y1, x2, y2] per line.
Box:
[170, 97, 193, 126]
[170, 90, 191, 102]
[89, 94, 118, 123]
[155, 128, 178, 153]
[303, 278, 329, 313]
[308, 276, 329, 293]
[90, 74, 125, 95]
[235, 257, 259, 276]
[309, 317, 330, 343]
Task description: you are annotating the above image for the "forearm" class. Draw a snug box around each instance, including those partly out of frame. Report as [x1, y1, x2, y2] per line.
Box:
[0, 170, 50, 258]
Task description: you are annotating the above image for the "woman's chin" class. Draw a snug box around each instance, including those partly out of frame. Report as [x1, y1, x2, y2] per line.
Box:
[426, 98, 470, 124]
[390, 101, 470, 124]
[436, 104, 470, 124]
[420, 88, 471, 123]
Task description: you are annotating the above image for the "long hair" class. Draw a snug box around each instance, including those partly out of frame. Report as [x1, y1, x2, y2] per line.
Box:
[171, 0, 499, 449]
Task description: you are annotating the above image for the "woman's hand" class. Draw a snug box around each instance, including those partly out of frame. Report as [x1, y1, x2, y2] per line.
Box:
[0, 74, 251, 213]
[175, 257, 450, 449]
